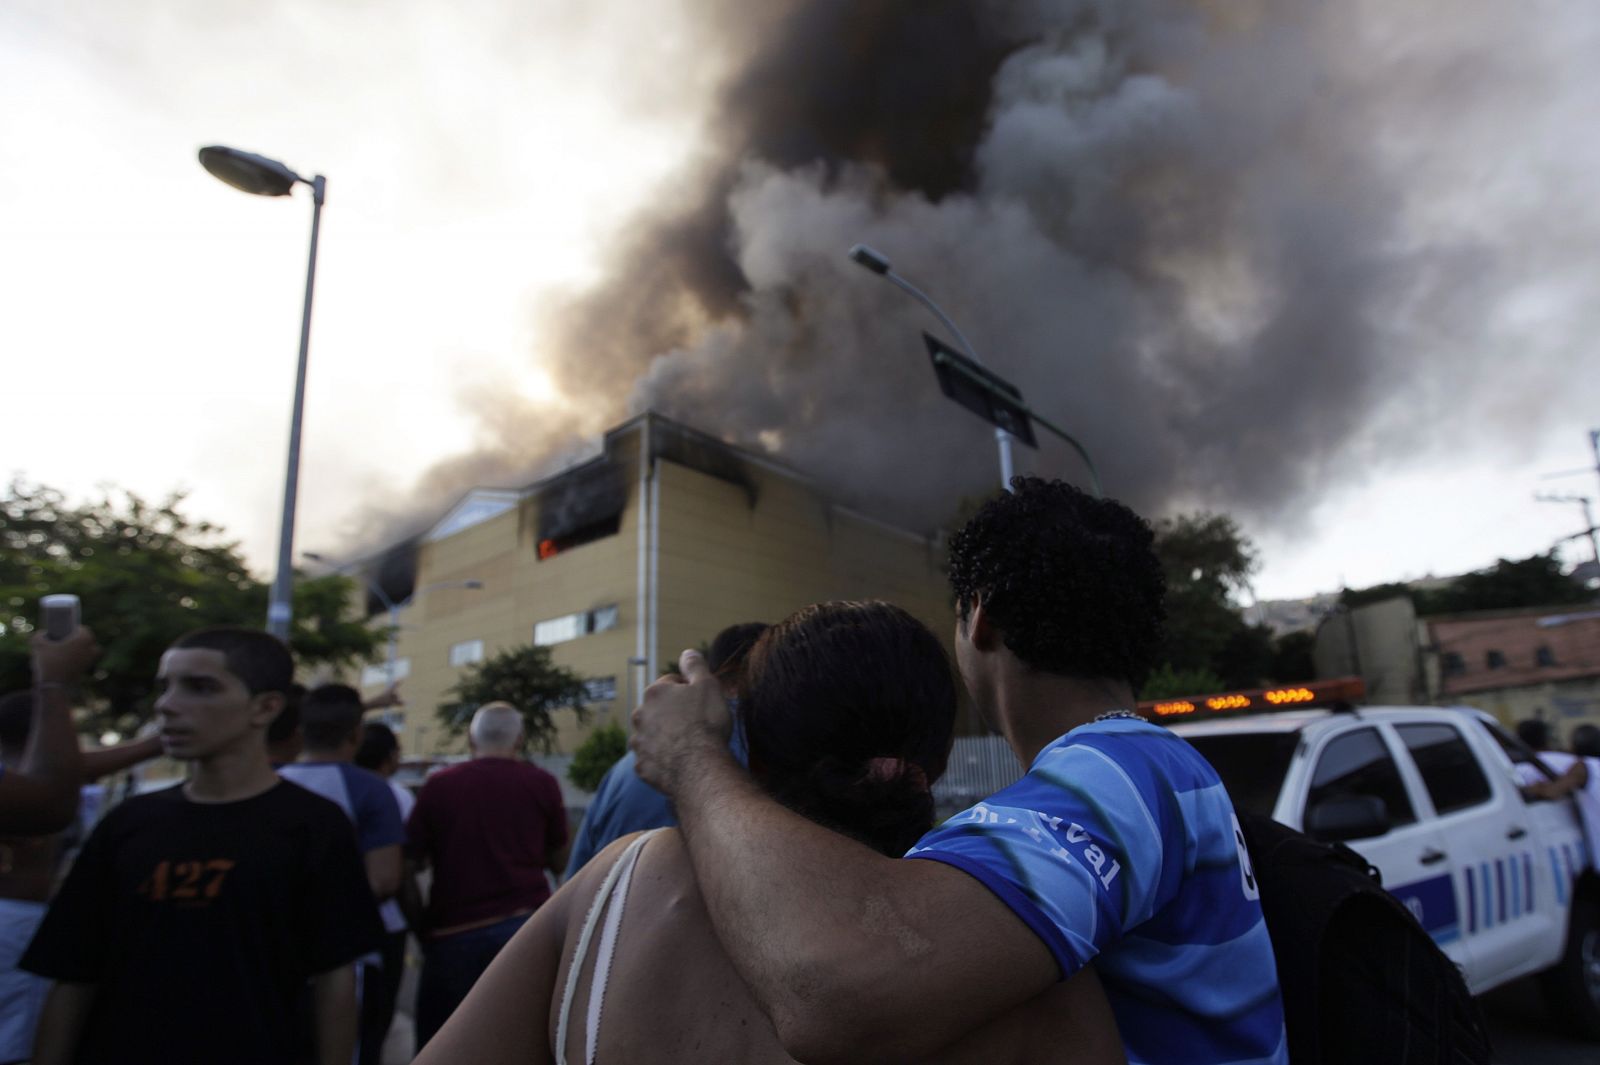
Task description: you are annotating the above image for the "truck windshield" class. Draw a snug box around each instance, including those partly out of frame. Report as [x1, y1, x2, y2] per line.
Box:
[1180, 732, 1301, 817]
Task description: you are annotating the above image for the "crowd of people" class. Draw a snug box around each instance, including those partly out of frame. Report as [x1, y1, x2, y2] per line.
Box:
[0, 477, 1364, 1063]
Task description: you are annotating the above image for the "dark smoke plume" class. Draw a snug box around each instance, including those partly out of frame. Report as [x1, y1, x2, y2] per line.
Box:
[354, 0, 1596, 545]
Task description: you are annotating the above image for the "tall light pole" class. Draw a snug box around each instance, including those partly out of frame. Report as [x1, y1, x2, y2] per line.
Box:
[847, 243, 1015, 492]
[199, 145, 327, 639]
[303, 553, 484, 684]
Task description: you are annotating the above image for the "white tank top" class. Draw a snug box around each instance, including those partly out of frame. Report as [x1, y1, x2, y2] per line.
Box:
[555, 829, 660, 1065]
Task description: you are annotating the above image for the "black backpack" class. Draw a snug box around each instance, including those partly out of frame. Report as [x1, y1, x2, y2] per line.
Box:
[1236, 810, 1493, 1065]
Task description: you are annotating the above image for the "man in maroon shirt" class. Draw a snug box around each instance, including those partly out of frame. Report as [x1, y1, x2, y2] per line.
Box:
[406, 702, 568, 1053]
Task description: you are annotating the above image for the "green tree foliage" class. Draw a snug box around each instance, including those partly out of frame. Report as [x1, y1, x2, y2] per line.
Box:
[1140, 664, 1226, 700]
[1340, 552, 1590, 616]
[438, 644, 589, 753]
[1270, 630, 1317, 683]
[1152, 513, 1260, 680]
[1424, 553, 1591, 613]
[1148, 512, 1321, 691]
[1338, 582, 1412, 610]
[568, 721, 628, 792]
[0, 480, 384, 734]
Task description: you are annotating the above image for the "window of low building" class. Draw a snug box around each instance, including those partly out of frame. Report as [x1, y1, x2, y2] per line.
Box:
[449, 639, 485, 667]
[1535, 645, 1556, 667]
[361, 658, 411, 687]
[1442, 652, 1465, 676]
[1485, 649, 1506, 670]
[533, 605, 621, 647]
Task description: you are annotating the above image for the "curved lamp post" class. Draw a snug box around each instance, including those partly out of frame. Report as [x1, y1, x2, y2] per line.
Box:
[200, 145, 327, 639]
[847, 244, 1015, 491]
[848, 242, 1103, 498]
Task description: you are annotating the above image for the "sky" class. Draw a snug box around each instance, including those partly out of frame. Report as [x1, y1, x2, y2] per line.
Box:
[3, 0, 1597, 604]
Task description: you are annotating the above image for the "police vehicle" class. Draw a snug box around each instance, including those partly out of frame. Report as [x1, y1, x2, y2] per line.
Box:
[1151, 679, 1600, 1037]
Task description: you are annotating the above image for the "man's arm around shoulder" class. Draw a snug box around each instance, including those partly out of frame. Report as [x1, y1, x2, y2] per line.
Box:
[632, 658, 1058, 1063]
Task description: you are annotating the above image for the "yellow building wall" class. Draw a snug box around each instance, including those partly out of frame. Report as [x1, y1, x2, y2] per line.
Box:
[365, 422, 963, 759]
[653, 459, 953, 667]
[373, 455, 646, 757]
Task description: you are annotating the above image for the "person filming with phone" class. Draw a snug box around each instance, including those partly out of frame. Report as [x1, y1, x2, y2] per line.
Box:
[0, 596, 96, 838]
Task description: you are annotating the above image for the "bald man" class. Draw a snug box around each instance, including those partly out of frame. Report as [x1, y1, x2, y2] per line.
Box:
[405, 703, 568, 1054]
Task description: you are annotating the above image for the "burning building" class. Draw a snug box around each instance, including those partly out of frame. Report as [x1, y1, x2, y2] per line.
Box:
[344, 412, 960, 756]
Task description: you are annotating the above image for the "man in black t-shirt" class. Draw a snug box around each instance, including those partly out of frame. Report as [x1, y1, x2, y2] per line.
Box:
[21, 627, 383, 1065]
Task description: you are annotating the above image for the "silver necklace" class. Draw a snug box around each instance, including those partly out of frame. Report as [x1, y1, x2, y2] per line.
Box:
[1094, 709, 1144, 722]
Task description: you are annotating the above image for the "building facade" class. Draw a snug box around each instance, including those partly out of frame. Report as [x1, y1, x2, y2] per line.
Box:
[1313, 597, 1600, 733]
[344, 413, 960, 757]
[1419, 606, 1600, 734]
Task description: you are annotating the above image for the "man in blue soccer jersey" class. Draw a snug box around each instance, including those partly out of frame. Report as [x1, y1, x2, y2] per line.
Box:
[630, 478, 1287, 1064]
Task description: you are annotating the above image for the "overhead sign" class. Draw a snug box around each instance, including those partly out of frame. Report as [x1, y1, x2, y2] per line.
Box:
[924, 333, 1038, 448]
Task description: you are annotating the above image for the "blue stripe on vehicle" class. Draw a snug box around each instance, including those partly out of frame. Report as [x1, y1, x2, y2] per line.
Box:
[1387, 873, 1460, 947]
[1525, 853, 1534, 911]
[1483, 862, 1495, 928]
[1465, 866, 1477, 934]
[1551, 848, 1568, 907]
[1497, 859, 1507, 923]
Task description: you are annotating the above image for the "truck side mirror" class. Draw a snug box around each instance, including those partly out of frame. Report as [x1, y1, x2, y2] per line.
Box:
[1306, 794, 1390, 843]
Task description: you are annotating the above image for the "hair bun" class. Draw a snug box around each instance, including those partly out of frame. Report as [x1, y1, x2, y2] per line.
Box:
[771, 754, 935, 857]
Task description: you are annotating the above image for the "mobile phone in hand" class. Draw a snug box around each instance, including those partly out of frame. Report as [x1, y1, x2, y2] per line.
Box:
[40, 595, 80, 641]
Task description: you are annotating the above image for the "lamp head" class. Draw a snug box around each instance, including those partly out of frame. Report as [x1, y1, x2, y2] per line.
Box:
[847, 243, 891, 275]
[198, 145, 302, 197]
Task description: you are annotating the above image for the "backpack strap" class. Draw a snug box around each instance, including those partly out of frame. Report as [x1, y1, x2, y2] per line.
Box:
[555, 829, 660, 1065]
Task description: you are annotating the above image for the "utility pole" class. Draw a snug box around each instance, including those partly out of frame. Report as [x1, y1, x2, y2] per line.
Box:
[1535, 493, 1600, 569]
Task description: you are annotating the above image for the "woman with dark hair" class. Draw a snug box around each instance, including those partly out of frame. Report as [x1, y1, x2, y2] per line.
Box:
[415, 600, 1124, 1065]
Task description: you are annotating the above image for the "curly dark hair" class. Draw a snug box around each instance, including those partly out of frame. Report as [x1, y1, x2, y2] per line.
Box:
[947, 477, 1166, 683]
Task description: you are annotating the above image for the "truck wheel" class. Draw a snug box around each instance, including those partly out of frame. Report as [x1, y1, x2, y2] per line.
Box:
[1541, 896, 1600, 1040]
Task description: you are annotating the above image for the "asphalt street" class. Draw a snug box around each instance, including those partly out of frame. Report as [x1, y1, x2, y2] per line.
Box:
[1481, 976, 1600, 1064]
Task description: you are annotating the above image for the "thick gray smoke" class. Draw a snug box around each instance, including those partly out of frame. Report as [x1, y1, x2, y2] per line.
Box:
[367, 0, 1599, 541]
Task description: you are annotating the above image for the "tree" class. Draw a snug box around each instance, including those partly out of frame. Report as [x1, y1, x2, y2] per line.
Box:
[437, 644, 589, 753]
[568, 721, 628, 792]
[1340, 552, 1592, 617]
[1140, 664, 1226, 700]
[0, 480, 385, 735]
[1423, 553, 1591, 614]
[1270, 630, 1317, 683]
[1152, 513, 1259, 678]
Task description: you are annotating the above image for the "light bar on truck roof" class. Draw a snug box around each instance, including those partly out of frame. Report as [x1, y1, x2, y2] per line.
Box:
[1138, 676, 1366, 720]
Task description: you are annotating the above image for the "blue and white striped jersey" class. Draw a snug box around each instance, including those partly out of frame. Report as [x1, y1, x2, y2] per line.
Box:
[907, 718, 1287, 1065]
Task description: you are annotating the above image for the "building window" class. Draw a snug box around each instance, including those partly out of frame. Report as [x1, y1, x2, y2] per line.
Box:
[533, 605, 621, 647]
[361, 658, 410, 688]
[1485, 649, 1506, 670]
[1442, 652, 1465, 676]
[583, 676, 618, 703]
[1536, 645, 1556, 667]
[449, 639, 485, 667]
[537, 515, 624, 560]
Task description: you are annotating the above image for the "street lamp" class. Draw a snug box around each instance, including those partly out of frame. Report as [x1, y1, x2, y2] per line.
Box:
[848, 243, 1015, 491]
[303, 553, 484, 684]
[199, 145, 327, 639]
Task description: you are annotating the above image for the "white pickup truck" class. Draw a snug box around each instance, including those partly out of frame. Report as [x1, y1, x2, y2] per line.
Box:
[1170, 705, 1600, 1037]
